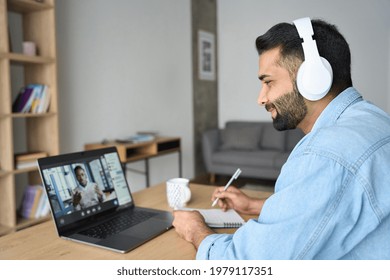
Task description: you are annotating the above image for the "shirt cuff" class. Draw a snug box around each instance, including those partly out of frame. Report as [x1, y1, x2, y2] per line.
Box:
[196, 233, 233, 260]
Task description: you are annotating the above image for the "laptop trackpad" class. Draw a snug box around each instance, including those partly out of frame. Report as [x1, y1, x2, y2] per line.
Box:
[120, 219, 169, 238]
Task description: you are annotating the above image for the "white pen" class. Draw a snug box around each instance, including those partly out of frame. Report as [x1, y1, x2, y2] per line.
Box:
[211, 168, 242, 207]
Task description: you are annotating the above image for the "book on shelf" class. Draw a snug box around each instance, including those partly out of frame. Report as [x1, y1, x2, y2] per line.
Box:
[14, 151, 48, 170]
[12, 84, 51, 114]
[19, 185, 50, 219]
[182, 208, 245, 228]
[137, 131, 159, 137]
[15, 161, 38, 170]
[20, 185, 37, 218]
[12, 86, 34, 113]
[116, 134, 156, 144]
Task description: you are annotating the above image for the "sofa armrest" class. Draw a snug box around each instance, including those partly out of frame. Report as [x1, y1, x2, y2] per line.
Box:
[202, 129, 221, 171]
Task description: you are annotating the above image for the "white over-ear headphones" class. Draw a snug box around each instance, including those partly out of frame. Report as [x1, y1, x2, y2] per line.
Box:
[293, 17, 333, 101]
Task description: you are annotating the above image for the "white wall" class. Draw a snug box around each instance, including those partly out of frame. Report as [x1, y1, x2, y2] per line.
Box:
[56, 0, 193, 192]
[217, 0, 390, 127]
[55, 0, 390, 192]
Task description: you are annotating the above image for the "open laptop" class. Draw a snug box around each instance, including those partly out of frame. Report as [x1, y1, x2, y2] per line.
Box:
[37, 147, 173, 253]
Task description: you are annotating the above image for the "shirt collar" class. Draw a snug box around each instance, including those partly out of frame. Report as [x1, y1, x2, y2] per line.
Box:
[311, 87, 362, 132]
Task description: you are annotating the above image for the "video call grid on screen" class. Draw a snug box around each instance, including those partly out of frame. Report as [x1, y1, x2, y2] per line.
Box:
[40, 152, 132, 227]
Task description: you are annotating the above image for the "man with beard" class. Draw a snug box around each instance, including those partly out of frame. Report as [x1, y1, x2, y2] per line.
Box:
[72, 165, 105, 210]
[173, 18, 390, 259]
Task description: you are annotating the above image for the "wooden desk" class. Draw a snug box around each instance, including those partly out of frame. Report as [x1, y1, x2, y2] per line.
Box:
[85, 137, 181, 187]
[0, 183, 272, 260]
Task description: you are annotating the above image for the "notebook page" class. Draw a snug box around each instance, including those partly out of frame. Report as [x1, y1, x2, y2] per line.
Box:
[183, 208, 245, 228]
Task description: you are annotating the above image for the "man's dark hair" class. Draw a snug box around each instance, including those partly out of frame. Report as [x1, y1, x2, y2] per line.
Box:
[74, 165, 84, 173]
[255, 19, 352, 95]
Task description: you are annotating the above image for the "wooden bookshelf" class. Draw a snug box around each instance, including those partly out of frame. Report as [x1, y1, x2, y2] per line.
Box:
[0, 0, 59, 236]
[0, 52, 55, 63]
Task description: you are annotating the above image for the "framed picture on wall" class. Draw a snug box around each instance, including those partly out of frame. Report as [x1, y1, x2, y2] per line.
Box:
[198, 30, 215, 81]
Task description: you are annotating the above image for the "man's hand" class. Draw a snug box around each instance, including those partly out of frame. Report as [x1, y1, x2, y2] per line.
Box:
[94, 185, 104, 202]
[172, 210, 214, 249]
[212, 186, 265, 215]
[73, 191, 82, 206]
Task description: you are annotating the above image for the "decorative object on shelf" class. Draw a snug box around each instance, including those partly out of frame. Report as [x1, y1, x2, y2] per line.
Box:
[22, 41, 36, 56]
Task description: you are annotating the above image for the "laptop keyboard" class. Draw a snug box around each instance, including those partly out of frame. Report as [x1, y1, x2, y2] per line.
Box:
[80, 210, 157, 239]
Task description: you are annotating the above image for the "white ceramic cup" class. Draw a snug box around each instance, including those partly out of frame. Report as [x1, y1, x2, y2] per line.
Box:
[166, 178, 191, 208]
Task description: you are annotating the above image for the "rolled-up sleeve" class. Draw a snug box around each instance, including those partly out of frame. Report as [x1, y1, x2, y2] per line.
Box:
[196, 234, 233, 259]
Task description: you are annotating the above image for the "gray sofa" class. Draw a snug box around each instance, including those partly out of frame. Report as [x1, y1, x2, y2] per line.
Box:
[202, 121, 305, 181]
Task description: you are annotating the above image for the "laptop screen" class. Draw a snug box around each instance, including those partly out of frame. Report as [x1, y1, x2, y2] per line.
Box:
[38, 148, 133, 229]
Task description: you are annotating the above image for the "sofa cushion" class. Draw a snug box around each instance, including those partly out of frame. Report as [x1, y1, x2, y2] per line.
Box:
[220, 125, 262, 150]
[260, 123, 285, 151]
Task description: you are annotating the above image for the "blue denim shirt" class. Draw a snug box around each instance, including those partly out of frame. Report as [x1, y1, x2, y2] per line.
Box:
[197, 87, 390, 259]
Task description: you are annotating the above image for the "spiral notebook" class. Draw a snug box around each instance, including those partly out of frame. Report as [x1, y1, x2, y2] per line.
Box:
[185, 208, 245, 228]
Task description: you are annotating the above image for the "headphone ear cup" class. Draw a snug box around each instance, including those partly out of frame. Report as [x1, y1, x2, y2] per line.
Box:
[296, 57, 333, 101]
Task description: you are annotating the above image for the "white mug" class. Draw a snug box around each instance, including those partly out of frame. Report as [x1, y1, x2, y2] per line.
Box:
[166, 178, 191, 208]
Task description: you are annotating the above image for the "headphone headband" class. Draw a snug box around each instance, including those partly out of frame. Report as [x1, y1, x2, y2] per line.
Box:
[293, 17, 333, 101]
[293, 18, 320, 62]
